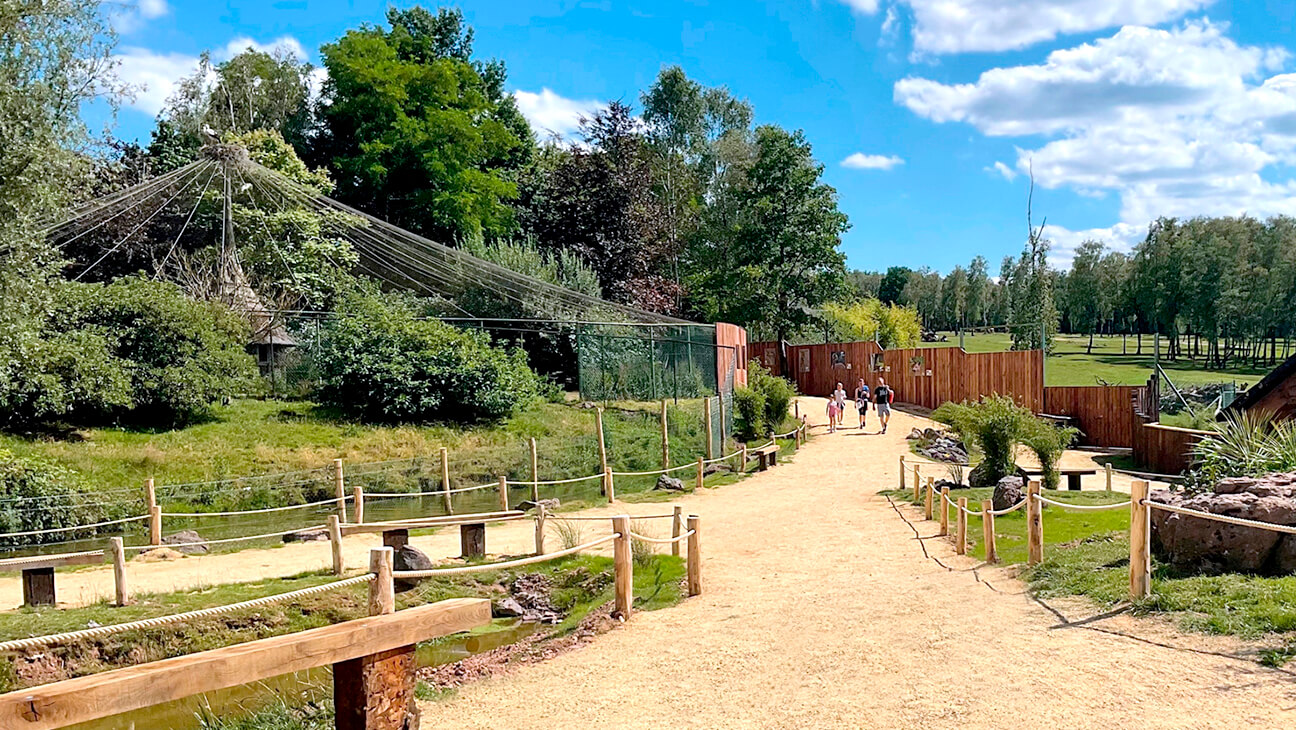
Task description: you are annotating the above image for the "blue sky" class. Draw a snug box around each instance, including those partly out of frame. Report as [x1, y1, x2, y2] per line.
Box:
[105, 1, 1296, 273]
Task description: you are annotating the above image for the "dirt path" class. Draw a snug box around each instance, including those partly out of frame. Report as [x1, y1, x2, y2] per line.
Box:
[416, 399, 1296, 729]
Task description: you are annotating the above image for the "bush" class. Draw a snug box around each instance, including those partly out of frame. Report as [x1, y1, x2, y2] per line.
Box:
[315, 291, 542, 424]
[0, 278, 255, 429]
[1020, 418, 1079, 490]
[734, 386, 766, 440]
[747, 360, 795, 431]
[0, 448, 108, 547]
[933, 395, 1034, 484]
[1190, 411, 1296, 486]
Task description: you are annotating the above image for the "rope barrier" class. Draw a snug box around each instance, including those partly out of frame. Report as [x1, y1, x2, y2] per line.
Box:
[527, 474, 604, 486]
[1034, 495, 1131, 511]
[987, 500, 1027, 516]
[547, 512, 679, 522]
[0, 574, 375, 653]
[161, 496, 350, 518]
[122, 524, 329, 551]
[392, 534, 620, 578]
[0, 514, 148, 540]
[1143, 501, 1296, 535]
[627, 529, 695, 545]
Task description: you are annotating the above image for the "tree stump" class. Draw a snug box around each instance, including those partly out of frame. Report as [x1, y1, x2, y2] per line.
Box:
[460, 523, 486, 558]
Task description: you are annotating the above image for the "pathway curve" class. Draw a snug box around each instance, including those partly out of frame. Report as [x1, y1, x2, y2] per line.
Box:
[418, 400, 1296, 729]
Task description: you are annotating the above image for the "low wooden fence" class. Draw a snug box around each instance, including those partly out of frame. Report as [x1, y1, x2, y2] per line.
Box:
[1131, 421, 1212, 474]
[1042, 385, 1145, 447]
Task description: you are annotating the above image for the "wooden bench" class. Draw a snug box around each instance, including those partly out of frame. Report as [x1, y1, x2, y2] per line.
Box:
[0, 550, 106, 607]
[749, 444, 780, 471]
[1024, 468, 1096, 491]
[341, 510, 526, 558]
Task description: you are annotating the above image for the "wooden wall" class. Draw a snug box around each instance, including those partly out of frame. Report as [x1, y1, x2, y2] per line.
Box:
[715, 323, 749, 390]
[1043, 385, 1145, 447]
[750, 340, 783, 376]
[1132, 421, 1212, 474]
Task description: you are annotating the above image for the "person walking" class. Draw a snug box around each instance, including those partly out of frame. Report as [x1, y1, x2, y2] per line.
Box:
[854, 378, 870, 429]
[873, 377, 894, 434]
[832, 382, 848, 429]
[826, 397, 840, 433]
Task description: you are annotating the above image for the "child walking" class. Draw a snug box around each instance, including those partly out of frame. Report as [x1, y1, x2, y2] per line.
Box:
[826, 398, 840, 433]
[854, 378, 870, 429]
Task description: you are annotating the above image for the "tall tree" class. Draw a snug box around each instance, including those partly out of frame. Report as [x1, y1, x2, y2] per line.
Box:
[1066, 240, 1105, 353]
[878, 266, 910, 305]
[966, 255, 988, 327]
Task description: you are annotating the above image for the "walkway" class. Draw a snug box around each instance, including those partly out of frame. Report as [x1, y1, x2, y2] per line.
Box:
[418, 401, 1296, 729]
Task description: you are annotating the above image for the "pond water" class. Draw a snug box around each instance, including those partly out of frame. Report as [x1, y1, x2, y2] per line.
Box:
[62, 619, 539, 730]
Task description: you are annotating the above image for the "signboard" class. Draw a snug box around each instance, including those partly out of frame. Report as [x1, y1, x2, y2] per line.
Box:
[798, 349, 811, 374]
[830, 350, 846, 368]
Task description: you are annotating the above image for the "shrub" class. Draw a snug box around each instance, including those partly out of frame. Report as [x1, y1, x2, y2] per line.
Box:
[0, 448, 107, 547]
[747, 360, 795, 431]
[734, 386, 766, 440]
[1190, 411, 1296, 486]
[933, 395, 1035, 484]
[0, 278, 255, 429]
[314, 291, 542, 424]
[1020, 418, 1079, 490]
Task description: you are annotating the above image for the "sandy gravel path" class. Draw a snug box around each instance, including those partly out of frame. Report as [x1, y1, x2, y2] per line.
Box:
[416, 399, 1296, 729]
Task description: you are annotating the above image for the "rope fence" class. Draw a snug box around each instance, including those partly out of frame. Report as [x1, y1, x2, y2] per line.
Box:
[121, 524, 328, 552]
[392, 534, 619, 579]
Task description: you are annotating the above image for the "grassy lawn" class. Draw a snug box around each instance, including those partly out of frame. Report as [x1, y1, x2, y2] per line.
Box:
[886, 486, 1296, 664]
[917, 332, 1265, 388]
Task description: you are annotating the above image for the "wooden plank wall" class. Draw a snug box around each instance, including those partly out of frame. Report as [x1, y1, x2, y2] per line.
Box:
[785, 341, 884, 397]
[1043, 385, 1145, 447]
[749, 340, 782, 376]
[715, 323, 749, 390]
[1132, 421, 1212, 474]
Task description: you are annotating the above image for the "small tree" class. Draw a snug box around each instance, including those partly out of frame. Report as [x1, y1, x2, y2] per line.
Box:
[747, 360, 795, 431]
[1020, 418, 1079, 489]
[932, 395, 1034, 486]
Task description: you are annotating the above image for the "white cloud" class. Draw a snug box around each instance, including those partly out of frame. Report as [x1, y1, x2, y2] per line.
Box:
[986, 161, 1017, 181]
[838, 0, 1212, 55]
[513, 88, 604, 139]
[841, 152, 905, 170]
[1044, 222, 1146, 267]
[111, 0, 170, 33]
[218, 36, 308, 62]
[895, 20, 1296, 241]
[115, 46, 200, 116]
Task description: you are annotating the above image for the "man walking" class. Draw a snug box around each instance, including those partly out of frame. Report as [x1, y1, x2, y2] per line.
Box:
[873, 377, 894, 434]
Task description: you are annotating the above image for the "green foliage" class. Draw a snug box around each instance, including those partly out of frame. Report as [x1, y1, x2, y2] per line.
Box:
[746, 360, 795, 431]
[314, 290, 541, 424]
[1191, 411, 1296, 486]
[822, 299, 921, 348]
[1020, 418, 1079, 489]
[0, 278, 254, 429]
[197, 700, 334, 730]
[932, 395, 1035, 483]
[733, 386, 766, 441]
[0, 448, 107, 546]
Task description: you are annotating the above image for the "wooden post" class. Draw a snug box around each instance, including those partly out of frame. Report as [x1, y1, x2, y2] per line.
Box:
[1105, 462, 1113, 492]
[368, 547, 395, 616]
[1129, 479, 1151, 599]
[440, 446, 453, 515]
[110, 537, 128, 607]
[794, 400, 800, 421]
[982, 499, 998, 564]
[671, 505, 683, 558]
[144, 477, 156, 512]
[955, 497, 968, 555]
[912, 463, 920, 496]
[912, 465, 922, 502]
[1027, 480, 1043, 566]
[739, 444, 748, 474]
[660, 400, 670, 470]
[924, 477, 934, 520]
[604, 468, 615, 503]
[696, 456, 704, 490]
[534, 504, 546, 555]
[497, 475, 510, 512]
[899, 455, 906, 490]
[687, 514, 702, 596]
[529, 437, 539, 504]
[718, 391, 728, 453]
[704, 397, 714, 460]
[353, 486, 365, 526]
[329, 515, 344, 575]
[334, 458, 348, 522]
[595, 407, 608, 476]
[22, 568, 55, 607]
[149, 505, 162, 546]
[612, 515, 633, 619]
[939, 486, 949, 536]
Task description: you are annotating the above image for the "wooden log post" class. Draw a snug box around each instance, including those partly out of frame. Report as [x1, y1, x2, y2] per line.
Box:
[145, 477, 156, 512]
[660, 400, 670, 470]
[955, 498, 968, 555]
[687, 514, 702, 596]
[982, 499, 998, 564]
[1129, 479, 1151, 599]
[695, 456, 704, 490]
[146, 478, 161, 546]
[368, 547, 395, 616]
[938, 486, 950, 536]
[329, 515, 344, 575]
[718, 392, 728, 453]
[440, 446, 453, 515]
[353, 486, 365, 527]
[912, 463, 920, 497]
[595, 407, 608, 477]
[739, 444, 748, 474]
[534, 505, 546, 555]
[1027, 480, 1044, 566]
[497, 475, 510, 512]
[671, 505, 683, 558]
[794, 400, 800, 421]
[924, 477, 935, 520]
[1105, 462, 1113, 492]
[110, 537, 129, 607]
[529, 437, 540, 504]
[913, 465, 922, 502]
[899, 455, 906, 490]
[334, 458, 348, 523]
[704, 397, 714, 460]
[604, 468, 615, 504]
[612, 515, 633, 619]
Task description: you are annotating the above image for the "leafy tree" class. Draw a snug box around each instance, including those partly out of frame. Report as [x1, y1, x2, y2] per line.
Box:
[940, 265, 968, 331]
[318, 6, 530, 242]
[688, 126, 848, 341]
[822, 299, 920, 347]
[1066, 240, 1105, 353]
[878, 266, 910, 304]
[966, 256, 989, 327]
[1007, 227, 1058, 351]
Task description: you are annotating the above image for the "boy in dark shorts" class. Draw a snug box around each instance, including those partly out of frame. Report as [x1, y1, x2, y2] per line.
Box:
[874, 377, 894, 434]
[854, 378, 870, 429]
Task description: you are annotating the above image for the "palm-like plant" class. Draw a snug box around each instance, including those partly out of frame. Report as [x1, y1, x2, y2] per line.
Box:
[1192, 410, 1296, 485]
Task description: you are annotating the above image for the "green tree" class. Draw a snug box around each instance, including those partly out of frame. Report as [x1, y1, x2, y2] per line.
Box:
[318, 6, 529, 242]
[1066, 240, 1105, 353]
[966, 256, 989, 327]
[878, 266, 910, 304]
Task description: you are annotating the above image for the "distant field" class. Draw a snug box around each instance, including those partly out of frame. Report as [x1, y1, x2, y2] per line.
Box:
[916, 332, 1266, 388]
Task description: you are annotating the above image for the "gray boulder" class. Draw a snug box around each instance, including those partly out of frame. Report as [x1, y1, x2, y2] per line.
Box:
[992, 476, 1026, 512]
[393, 544, 434, 592]
[283, 528, 329, 543]
[654, 475, 687, 492]
[517, 498, 561, 513]
[968, 462, 1029, 490]
[1149, 472, 1296, 575]
[161, 530, 208, 555]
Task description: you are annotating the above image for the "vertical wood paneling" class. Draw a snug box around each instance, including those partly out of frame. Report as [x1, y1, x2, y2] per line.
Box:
[715, 323, 748, 389]
[1043, 385, 1144, 447]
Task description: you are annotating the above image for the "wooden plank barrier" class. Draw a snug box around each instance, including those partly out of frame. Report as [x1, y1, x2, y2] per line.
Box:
[0, 597, 491, 730]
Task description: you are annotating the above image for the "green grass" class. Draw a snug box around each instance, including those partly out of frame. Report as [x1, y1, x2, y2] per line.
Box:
[917, 331, 1264, 387]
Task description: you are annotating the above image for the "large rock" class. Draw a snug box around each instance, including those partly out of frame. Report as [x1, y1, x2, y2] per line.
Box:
[1149, 471, 1296, 575]
[992, 476, 1026, 512]
[654, 475, 687, 492]
[393, 544, 434, 592]
[517, 498, 561, 513]
[968, 462, 1029, 489]
[161, 530, 208, 555]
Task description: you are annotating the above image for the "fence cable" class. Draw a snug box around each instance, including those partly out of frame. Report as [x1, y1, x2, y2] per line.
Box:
[392, 534, 619, 578]
[1143, 501, 1296, 535]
